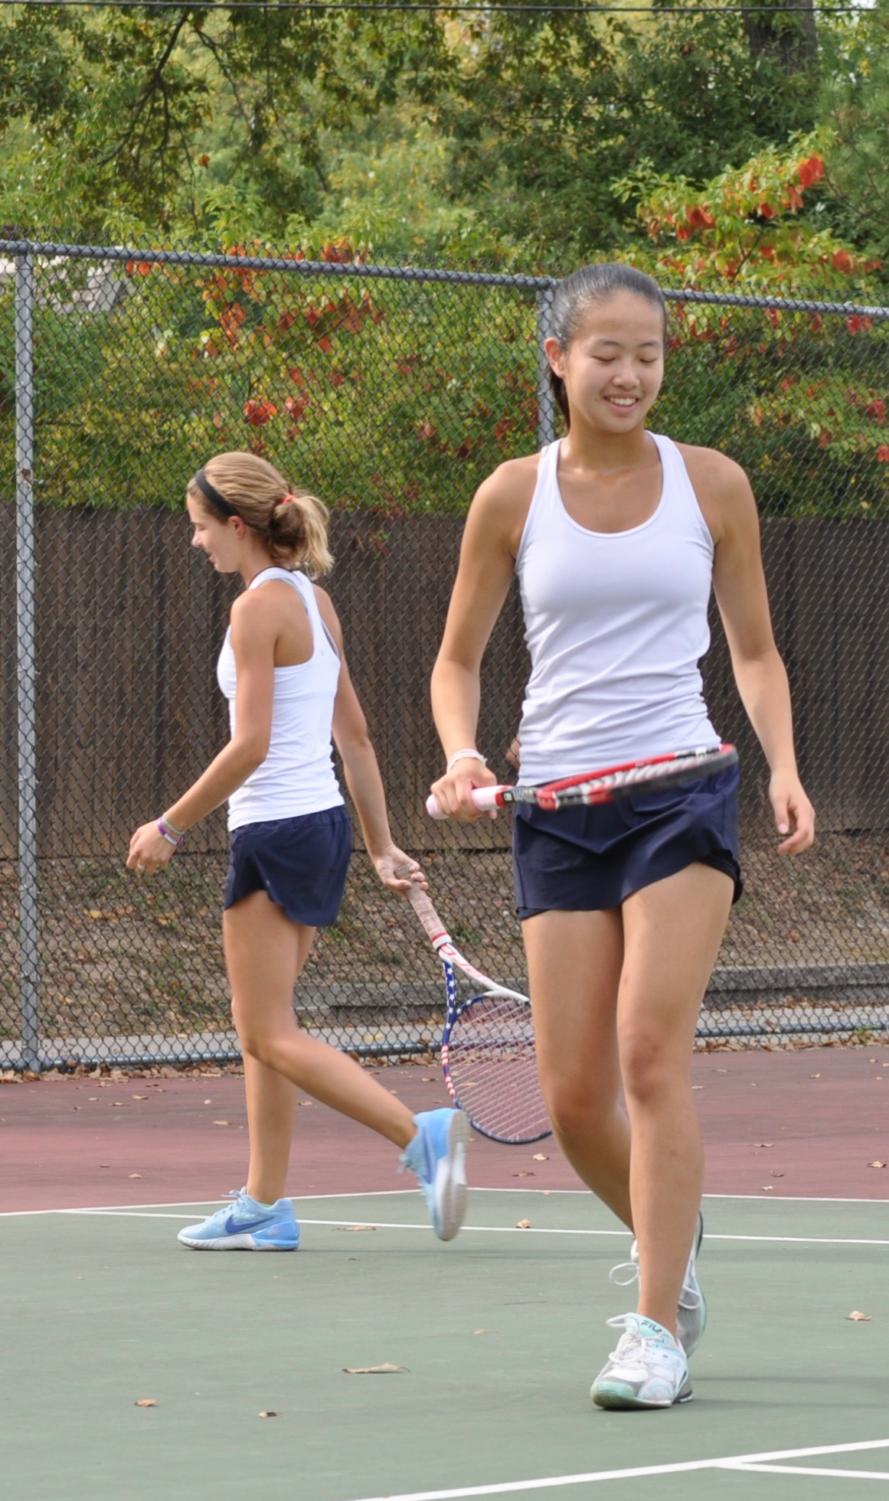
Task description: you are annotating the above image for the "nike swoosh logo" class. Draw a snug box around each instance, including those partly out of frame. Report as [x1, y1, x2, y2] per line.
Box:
[223, 1213, 276, 1235]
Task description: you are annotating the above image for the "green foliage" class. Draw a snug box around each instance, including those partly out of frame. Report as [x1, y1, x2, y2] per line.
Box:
[818, 5, 889, 264]
[0, 245, 540, 517]
[613, 132, 889, 516]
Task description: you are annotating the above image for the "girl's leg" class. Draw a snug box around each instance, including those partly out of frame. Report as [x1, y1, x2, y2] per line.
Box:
[617, 863, 733, 1336]
[522, 907, 631, 1226]
[224, 890, 416, 1149]
[242, 923, 316, 1204]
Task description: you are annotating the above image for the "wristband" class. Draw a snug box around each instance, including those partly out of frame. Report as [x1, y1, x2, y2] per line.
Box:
[157, 818, 183, 848]
[446, 748, 487, 774]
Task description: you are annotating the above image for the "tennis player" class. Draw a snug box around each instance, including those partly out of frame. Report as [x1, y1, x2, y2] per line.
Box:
[429, 264, 814, 1408]
[127, 451, 470, 1249]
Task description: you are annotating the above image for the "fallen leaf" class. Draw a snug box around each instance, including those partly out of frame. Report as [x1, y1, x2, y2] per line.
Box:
[473, 1329, 489, 1336]
[134, 1398, 157, 1407]
[258, 1411, 278, 1418]
[847, 1310, 872, 1322]
[531, 1153, 548, 1162]
[516, 1219, 532, 1229]
[761, 1186, 774, 1192]
[512, 1171, 535, 1178]
[757, 1142, 775, 1149]
[128, 1174, 143, 1180]
[212, 1120, 230, 1126]
[809, 1073, 821, 1079]
[867, 1160, 887, 1169]
[342, 1363, 405, 1375]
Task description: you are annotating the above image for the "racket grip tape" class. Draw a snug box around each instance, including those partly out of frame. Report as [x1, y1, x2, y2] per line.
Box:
[404, 880, 450, 944]
[425, 785, 501, 819]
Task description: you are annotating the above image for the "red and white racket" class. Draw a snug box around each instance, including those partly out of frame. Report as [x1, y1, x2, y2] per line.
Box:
[427, 743, 737, 819]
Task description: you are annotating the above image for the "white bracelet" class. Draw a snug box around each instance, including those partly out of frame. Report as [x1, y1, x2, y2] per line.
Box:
[446, 748, 487, 773]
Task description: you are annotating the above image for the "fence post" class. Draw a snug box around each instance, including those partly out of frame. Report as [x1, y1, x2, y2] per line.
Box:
[15, 250, 40, 1071]
[536, 283, 557, 447]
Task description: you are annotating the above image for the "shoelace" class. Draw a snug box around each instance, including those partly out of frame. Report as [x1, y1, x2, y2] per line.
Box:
[609, 1251, 703, 1311]
[604, 1313, 645, 1362]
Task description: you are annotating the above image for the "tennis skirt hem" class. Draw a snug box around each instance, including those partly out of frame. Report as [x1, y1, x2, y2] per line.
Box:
[513, 766, 743, 919]
[223, 805, 352, 927]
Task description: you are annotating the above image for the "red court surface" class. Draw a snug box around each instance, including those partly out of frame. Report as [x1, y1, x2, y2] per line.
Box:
[3, 1043, 888, 1212]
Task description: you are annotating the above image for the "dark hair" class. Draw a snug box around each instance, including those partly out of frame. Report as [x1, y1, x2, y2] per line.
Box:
[187, 451, 333, 576]
[547, 263, 666, 427]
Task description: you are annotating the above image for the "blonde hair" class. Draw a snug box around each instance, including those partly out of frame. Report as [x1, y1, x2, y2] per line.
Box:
[188, 451, 333, 577]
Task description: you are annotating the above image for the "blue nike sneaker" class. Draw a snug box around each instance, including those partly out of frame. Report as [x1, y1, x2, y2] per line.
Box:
[177, 1189, 300, 1251]
[401, 1107, 471, 1241]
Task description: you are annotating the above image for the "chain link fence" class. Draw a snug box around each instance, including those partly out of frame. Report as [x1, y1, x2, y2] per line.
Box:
[1, 240, 887, 1070]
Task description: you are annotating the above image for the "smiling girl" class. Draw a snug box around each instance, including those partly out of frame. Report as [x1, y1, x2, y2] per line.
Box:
[428, 263, 814, 1408]
[127, 451, 470, 1249]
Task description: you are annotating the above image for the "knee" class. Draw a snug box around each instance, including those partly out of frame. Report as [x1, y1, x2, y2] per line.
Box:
[231, 1003, 282, 1069]
[618, 1029, 677, 1108]
[542, 1075, 617, 1144]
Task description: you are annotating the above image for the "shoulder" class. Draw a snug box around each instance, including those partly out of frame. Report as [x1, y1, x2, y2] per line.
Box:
[675, 442, 757, 544]
[311, 583, 345, 649]
[465, 452, 543, 556]
[473, 453, 541, 511]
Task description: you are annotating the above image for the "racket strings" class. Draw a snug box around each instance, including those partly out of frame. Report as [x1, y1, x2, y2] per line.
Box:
[445, 993, 550, 1145]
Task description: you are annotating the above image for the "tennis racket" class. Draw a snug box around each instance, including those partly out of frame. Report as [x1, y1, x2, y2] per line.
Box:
[405, 881, 551, 1146]
[427, 743, 737, 818]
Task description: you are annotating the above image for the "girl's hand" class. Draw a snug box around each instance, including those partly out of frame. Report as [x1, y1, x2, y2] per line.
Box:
[769, 771, 815, 854]
[127, 822, 176, 877]
[374, 848, 427, 894]
[429, 755, 498, 822]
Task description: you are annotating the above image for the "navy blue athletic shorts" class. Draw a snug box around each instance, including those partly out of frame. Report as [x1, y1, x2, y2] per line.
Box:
[513, 764, 742, 919]
[224, 805, 353, 927]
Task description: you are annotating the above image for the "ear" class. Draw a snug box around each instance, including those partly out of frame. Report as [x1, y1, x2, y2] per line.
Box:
[543, 336, 565, 377]
[229, 516, 248, 539]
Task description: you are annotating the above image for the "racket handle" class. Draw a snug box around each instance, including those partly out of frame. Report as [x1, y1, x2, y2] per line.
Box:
[425, 785, 502, 819]
[405, 880, 449, 944]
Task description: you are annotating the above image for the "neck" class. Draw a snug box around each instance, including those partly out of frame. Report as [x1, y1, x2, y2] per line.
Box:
[561, 420, 653, 473]
[240, 550, 277, 588]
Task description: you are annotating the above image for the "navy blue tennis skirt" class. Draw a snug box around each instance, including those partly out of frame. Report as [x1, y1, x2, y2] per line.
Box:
[224, 805, 353, 927]
[513, 765, 742, 919]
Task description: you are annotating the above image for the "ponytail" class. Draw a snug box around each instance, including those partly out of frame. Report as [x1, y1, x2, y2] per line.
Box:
[188, 452, 334, 575]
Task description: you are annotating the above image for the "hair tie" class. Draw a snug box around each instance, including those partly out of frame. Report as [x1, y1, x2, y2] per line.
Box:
[281, 493, 297, 506]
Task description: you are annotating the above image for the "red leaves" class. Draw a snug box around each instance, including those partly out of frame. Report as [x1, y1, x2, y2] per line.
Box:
[832, 249, 854, 274]
[686, 205, 715, 231]
[876, 446, 889, 464]
[797, 154, 825, 189]
[243, 399, 277, 427]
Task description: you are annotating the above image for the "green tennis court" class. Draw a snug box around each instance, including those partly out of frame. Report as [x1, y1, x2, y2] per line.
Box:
[5, 1186, 887, 1500]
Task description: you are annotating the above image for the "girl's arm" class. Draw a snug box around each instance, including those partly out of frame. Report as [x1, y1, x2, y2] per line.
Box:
[708, 457, 815, 854]
[429, 466, 526, 819]
[316, 589, 423, 893]
[126, 590, 276, 873]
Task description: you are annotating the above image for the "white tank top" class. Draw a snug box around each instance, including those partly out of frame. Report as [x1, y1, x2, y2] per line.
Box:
[514, 433, 719, 783]
[216, 567, 344, 830]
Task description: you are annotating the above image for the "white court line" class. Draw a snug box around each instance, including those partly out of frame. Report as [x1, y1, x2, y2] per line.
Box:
[346, 1440, 889, 1501]
[725, 1464, 889, 1481]
[3, 1187, 888, 1219]
[41, 1209, 889, 1246]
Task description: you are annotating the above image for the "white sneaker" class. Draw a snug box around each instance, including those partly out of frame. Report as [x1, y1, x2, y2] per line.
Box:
[591, 1314, 693, 1410]
[609, 1211, 706, 1356]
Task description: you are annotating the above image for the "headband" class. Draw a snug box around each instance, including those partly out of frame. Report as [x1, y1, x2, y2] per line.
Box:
[192, 467, 240, 519]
